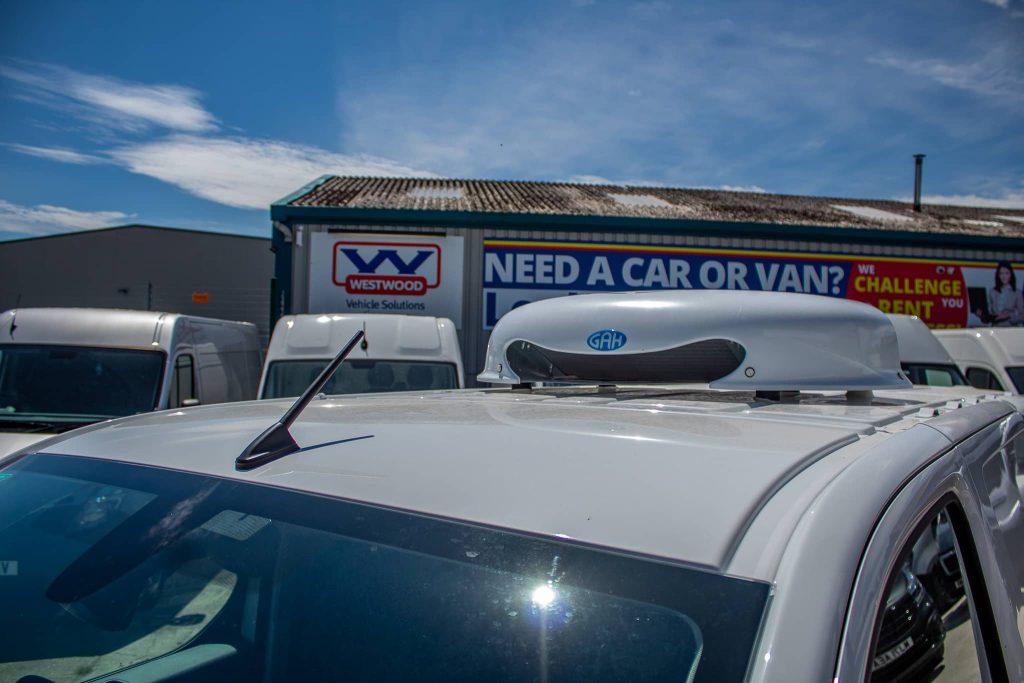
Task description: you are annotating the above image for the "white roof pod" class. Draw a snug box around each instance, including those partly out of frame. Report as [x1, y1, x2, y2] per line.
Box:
[478, 290, 912, 391]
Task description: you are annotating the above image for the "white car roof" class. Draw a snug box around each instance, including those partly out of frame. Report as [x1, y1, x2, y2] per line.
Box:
[32, 383, 1009, 581]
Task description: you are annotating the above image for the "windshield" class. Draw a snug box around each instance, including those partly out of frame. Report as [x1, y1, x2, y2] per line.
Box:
[261, 358, 458, 398]
[0, 454, 769, 683]
[0, 345, 165, 426]
[899, 363, 967, 388]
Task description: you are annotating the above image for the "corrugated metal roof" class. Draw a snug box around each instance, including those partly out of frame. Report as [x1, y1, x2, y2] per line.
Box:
[283, 176, 1024, 238]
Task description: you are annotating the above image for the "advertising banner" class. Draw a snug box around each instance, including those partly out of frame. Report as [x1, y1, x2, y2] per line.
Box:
[483, 239, 1023, 329]
[311, 233, 464, 326]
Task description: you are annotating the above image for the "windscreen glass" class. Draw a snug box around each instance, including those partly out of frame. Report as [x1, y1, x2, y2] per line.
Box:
[262, 359, 458, 398]
[900, 363, 967, 387]
[0, 345, 164, 426]
[1006, 366, 1024, 394]
[0, 454, 770, 683]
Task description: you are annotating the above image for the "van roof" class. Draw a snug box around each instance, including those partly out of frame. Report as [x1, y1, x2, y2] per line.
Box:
[37, 383, 1009, 581]
[0, 308, 254, 350]
[935, 327, 1024, 365]
[886, 314, 957, 364]
[266, 314, 458, 362]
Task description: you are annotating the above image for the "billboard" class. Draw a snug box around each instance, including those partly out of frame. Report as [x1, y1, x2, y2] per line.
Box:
[483, 238, 1023, 329]
[310, 233, 464, 326]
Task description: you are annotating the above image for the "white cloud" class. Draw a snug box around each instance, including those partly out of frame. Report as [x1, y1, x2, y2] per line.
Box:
[980, 0, 1009, 8]
[0, 199, 129, 235]
[108, 135, 435, 209]
[0, 61, 217, 132]
[5, 143, 105, 165]
[565, 174, 665, 186]
[919, 194, 1024, 209]
[894, 187, 1024, 209]
[870, 55, 1024, 103]
[719, 185, 768, 193]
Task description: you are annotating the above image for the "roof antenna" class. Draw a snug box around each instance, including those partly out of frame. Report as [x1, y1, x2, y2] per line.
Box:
[236, 330, 364, 471]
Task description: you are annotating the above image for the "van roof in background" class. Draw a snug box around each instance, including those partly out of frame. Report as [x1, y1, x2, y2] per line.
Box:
[935, 327, 1024, 366]
[886, 314, 957, 364]
[0, 307, 256, 351]
[266, 314, 459, 362]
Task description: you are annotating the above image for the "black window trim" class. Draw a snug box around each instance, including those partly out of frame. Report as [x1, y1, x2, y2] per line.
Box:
[170, 352, 196, 407]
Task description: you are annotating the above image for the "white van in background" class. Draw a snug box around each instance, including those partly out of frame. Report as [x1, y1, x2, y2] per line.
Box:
[0, 308, 263, 455]
[259, 314, 464, 399]
[934, 327, 1024, 393]
[886, 314, 967, 387]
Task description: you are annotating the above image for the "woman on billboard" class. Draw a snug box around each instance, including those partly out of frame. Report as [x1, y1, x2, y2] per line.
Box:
[987, 261, 1024, 326]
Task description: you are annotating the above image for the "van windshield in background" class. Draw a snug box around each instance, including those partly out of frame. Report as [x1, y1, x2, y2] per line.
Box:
[0, 454, 769, 683]
[1006, 367, 1024, 394]
[0, 345, 164, 425]
[261, 359, 458, 398]
[900, 363, 967, 388]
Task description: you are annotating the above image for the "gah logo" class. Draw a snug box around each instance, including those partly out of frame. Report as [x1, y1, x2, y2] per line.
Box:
[587, 329, 627, 352]
[333, 241, 441, 296]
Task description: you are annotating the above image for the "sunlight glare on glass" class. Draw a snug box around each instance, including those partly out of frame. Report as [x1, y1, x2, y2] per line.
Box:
[531, 584, 556, 608]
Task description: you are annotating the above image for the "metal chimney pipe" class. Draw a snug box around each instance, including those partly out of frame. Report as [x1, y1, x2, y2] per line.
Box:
[913, 154, 925, 212]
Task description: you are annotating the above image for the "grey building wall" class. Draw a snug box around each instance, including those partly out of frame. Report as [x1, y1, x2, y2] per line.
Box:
[0, 225, 274, 341]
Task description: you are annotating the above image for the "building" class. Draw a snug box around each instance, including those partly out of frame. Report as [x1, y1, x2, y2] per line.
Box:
[0, 225, 274, 340]
[270, 176, 1024, 381]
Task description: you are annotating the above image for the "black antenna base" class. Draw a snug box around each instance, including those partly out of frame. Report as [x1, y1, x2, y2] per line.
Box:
[236, 422, 299, 470]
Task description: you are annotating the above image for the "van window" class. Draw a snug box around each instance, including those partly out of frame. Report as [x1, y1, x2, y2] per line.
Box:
[966, 367, 1004, 391]
[0, 454, 771, 683]
[868, 504, 1001, 682]
[0, 344, 164, 423]
[262, 359, 458, 398]
[168, 354, 196, 408]
[900, 364, 966, 387]
[1006, 367, 1024, 393]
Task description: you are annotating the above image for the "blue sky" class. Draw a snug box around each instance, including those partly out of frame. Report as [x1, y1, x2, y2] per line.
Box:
[0, 0, 1022, 241]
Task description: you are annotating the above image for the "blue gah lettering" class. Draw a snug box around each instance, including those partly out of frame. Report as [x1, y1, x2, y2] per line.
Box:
[587, 329, 627, 352]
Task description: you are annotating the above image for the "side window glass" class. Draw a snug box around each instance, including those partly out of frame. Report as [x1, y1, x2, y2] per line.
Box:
[922, 368, 955, 387]
[170, 354, 195, 408]
[869, 505, 996, 682]
[966, 367, 1003, 391]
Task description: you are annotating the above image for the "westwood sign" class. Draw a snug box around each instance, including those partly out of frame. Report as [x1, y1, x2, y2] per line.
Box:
[334, 241, 442, 295]
[309, 233, 464, 326]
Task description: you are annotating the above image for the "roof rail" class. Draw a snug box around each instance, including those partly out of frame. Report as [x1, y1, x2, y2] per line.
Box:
[478, 290, 911, 391]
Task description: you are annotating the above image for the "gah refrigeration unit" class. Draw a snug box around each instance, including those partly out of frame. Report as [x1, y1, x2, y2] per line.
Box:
[270, 176, 1024, 384]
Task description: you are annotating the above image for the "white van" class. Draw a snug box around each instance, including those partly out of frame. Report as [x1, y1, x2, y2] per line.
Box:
[0, 307, 263, 454]
[259, 314, 464, 398]
[887, 314, 967, 387]
[934, 327, 1024, 393]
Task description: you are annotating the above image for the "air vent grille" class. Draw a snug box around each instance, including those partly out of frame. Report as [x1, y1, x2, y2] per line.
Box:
[507, 339, 745, 383]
